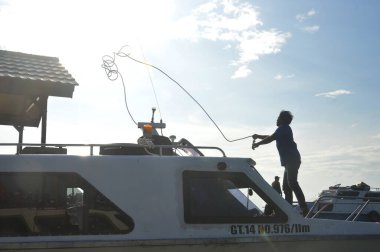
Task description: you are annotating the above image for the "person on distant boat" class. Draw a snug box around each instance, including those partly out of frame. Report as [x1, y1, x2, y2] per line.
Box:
[251, 110, 308, 216]
[264, 176, 283, 216]
[272, 176, 283, 196]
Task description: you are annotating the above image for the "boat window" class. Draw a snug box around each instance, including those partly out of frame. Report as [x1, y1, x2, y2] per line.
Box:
[317, 203, 333, 211]
[0, 172, 134, 237]
[183, 171, 287, 224]
[337, 191, 360, 197]
[364, 192, 380, 202]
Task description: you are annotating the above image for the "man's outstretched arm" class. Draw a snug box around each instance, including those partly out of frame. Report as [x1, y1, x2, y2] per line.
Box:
[252, 134, 269, 139]
[252, 134, 275, 149]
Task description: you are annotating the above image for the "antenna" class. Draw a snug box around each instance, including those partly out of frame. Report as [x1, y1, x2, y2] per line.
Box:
[151, 107, 156, 123]
[138, 108, 165, 137]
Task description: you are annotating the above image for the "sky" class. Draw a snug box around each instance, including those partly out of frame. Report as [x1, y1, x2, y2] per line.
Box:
[1, 0, 380, 200]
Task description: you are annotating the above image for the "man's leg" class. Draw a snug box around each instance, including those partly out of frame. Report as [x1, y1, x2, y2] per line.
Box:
[282, 170, 293, 205]
[286, 162, 308, 214]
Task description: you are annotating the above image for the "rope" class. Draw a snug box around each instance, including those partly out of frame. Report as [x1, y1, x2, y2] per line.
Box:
[103, 45, 253, 142]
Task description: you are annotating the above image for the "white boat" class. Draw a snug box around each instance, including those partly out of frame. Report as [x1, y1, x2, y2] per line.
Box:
[0, 121, 380, 252]
[1, 49, 380, 251]
[307, 183, 380, 222]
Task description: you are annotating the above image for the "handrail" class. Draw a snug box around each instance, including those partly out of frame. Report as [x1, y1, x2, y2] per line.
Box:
[351, 200, 370, 222]
[307, 202, 331, 219]
[0, 143, 226, 157]
[178, 146, 226, 157]
[345, 202, 367, 221]
[307, 195, 380, 221]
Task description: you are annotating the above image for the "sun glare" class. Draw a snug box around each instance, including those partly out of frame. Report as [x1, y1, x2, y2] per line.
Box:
[0, 0, 175, 56]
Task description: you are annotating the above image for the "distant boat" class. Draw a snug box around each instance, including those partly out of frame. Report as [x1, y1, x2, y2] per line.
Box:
[306, 182, 380, 222]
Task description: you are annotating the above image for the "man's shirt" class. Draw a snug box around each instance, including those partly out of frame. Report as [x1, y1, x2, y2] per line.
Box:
[274, 125, 301, 166]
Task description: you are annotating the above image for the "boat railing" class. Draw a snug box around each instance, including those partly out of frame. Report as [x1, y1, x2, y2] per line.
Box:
[306, 195, 380, 222]
[0, 143, 226, 157]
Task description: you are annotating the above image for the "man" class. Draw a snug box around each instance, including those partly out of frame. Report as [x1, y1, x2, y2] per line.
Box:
[272, 176, 282, 196]
[251, 110, 308, 216]
[264, 176, 282, 216]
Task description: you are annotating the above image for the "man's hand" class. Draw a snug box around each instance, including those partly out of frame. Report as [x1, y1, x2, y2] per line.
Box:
[252, 141, 259, 150]
[252, 134, 259, 139]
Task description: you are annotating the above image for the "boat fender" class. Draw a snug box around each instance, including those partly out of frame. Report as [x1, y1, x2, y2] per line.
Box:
[248, 188, 253, 196]
[368, 210, 380, 222]
[217, 162, 227, 170]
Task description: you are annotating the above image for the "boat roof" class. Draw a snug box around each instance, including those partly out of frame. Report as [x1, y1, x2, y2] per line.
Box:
[0, 50, 77, 127]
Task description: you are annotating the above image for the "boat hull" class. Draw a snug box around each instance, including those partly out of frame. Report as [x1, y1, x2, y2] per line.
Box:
[2, 236, 380, 252]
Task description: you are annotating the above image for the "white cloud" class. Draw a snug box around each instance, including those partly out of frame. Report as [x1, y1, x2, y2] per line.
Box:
[223, 44, 232, 50]
[236, 30, 290, 64]
[274, 73, 295, 80]
[350, 123, 358, 128]
[0, 0, 176, 55]
[2, 0, 290, 80]
[307, 9, 317, 17]
[296, 9, 317, 23]
[0, 0, 9, 7]
[231, 65, 252, 79]
[301, 25, 320, 33]
[197, 1, 218, 13]
[303, 143, 380, 173]
[295, 14, 305, 23]
[315, 89, 352, 98]
[373, 134, 380, 139]
[172, 0, 290, 79]
[296, 9, 319, 33]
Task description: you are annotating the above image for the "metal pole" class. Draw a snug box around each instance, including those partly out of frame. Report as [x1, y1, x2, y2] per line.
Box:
[41, 96, 48, 144]
[14, 125, 24, 154]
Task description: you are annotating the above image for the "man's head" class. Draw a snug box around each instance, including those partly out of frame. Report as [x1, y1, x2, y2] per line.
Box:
[277, 110, 293, 126]
[275, 176, 280, 181]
